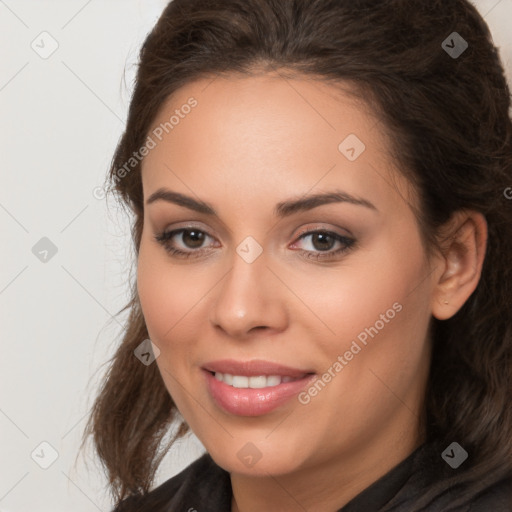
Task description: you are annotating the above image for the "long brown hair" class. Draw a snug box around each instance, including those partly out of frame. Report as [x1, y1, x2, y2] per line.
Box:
[83, 0, 512, 508]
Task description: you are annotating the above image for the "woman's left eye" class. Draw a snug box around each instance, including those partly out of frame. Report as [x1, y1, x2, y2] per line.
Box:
[154, 228, 356, 261]
[292, 230, 356, 260]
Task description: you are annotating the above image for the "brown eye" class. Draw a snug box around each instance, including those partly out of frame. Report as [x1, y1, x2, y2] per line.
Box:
[154, 228, 216, 259]
[292, 230, 356, 261]
[309, 232, 336, 251]
[181, 229, 206, 248]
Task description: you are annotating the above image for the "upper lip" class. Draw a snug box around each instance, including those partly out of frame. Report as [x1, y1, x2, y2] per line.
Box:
[203, 359, 315, 378]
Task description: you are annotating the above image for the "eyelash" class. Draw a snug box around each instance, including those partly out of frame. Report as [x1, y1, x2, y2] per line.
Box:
[154, 227, 356, 261]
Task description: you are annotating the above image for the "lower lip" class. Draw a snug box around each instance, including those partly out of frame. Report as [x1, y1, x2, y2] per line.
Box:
[203, 370, 316, 416]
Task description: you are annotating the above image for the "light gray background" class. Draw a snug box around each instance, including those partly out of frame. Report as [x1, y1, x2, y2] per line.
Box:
[1, 1, 511, 511]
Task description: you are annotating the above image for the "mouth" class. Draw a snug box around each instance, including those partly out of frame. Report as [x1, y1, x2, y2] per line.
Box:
[202, 359, 316, 416]
[208, 372, 307, 388]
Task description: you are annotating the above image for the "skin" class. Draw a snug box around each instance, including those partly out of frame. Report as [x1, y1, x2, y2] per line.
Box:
[137, 72, 487, 512]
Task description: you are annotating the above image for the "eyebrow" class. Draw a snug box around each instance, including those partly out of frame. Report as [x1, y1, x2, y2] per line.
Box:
[145, 188, 378, 217]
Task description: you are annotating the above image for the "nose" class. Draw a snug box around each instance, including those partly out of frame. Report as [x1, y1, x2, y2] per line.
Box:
[208, 250, 288, 339]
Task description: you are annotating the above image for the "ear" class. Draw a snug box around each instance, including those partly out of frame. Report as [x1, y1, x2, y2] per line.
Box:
[430, 209, 488, 320]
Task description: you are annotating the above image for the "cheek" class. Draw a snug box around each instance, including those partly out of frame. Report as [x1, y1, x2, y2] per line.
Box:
[136, 238, 222, 397]
[293, 240, 425, 346]
[294, 239, 431, 443]
[137, 240, 194, 348]
[137, 236, 207, 334]
[322, 231, 431, 391]
[136, 242, 199, 404]
[137, 251, 171, 339]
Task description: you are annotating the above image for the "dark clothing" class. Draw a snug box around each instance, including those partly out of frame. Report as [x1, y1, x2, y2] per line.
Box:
[113, 440, 512, 511]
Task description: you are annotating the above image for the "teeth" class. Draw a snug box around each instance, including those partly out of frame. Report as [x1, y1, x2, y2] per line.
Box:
[213, 372, 302, 388]
[232, 375, 249, 388]
[248, 375, 266, 388]
[266, 375, 281, 387]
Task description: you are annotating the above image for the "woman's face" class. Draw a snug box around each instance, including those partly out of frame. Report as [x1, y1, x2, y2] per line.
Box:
[137, 73, 438, 477]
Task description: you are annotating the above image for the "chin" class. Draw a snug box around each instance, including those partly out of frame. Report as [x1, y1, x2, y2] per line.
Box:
[206, 439, 308, 477]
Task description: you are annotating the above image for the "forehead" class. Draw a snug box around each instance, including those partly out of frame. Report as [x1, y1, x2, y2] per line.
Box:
[140, 73, 416, 218]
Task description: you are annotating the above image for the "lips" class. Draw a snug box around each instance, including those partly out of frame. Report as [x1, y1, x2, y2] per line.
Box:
[202, 359, 316, 416]
[202, 359, 313, 378]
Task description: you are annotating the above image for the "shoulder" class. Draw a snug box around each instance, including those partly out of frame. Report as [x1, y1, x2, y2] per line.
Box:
[468, 474, 512, 512]
[112, 452, 232, 512]
[385, 440, 512, 512]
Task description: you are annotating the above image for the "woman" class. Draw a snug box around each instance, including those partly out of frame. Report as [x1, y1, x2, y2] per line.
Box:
[84, 0, 512, 510]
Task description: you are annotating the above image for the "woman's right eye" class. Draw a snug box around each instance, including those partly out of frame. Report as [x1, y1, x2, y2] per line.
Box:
[154, 228, 217, 259]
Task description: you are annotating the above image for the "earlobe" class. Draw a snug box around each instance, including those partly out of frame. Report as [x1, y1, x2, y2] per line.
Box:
[431, 210, 488, 321]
